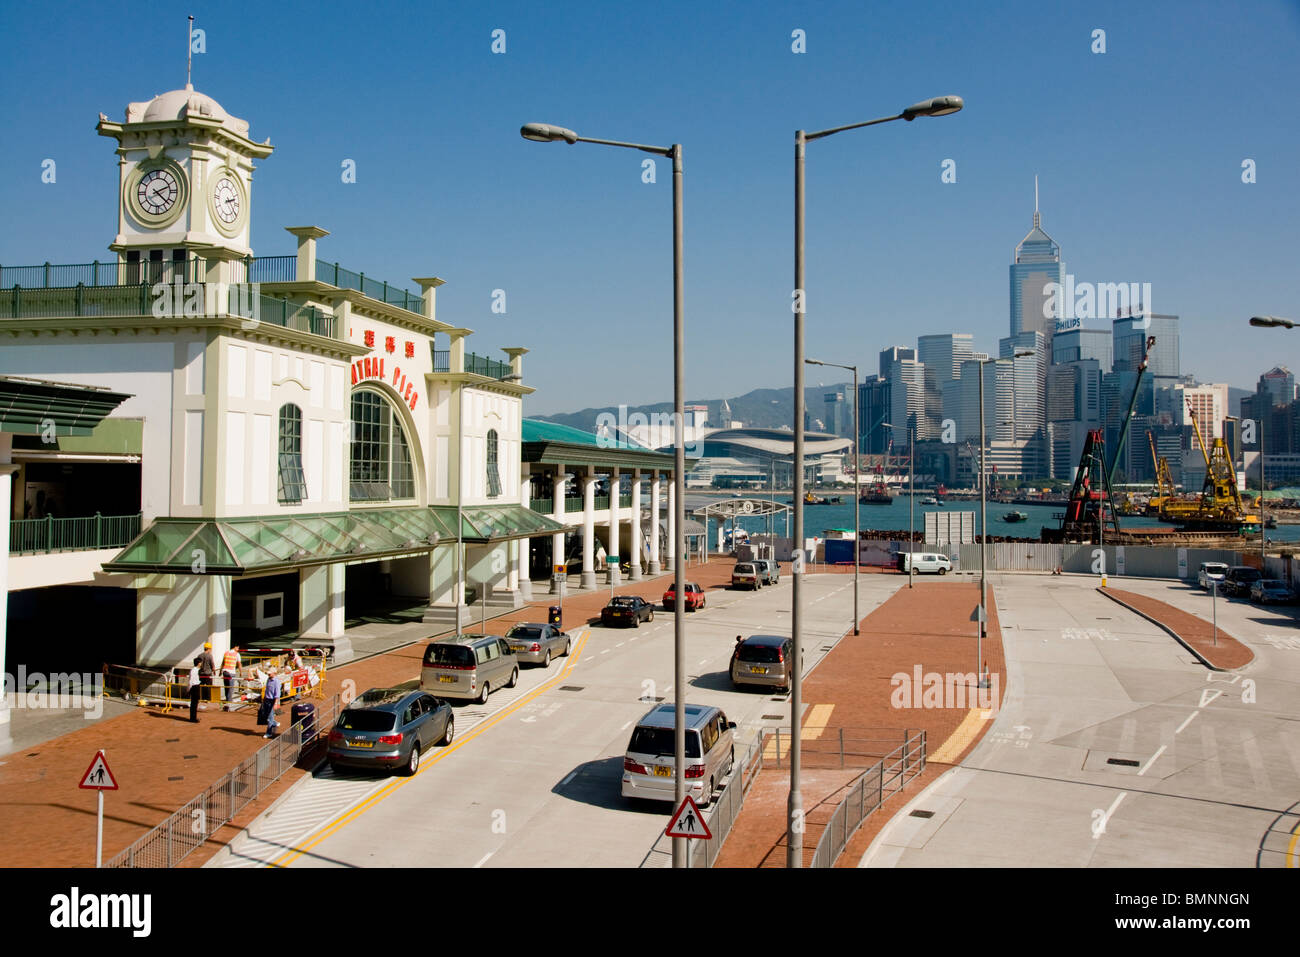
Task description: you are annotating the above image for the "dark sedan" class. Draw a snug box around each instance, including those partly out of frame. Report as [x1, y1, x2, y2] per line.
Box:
[327, 688, 454, 776]
[601, 596, 655, 627]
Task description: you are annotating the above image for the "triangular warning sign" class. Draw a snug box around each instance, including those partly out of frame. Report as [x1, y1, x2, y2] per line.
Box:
[665, 795, 711, 840]
[78, 751, 118, 791]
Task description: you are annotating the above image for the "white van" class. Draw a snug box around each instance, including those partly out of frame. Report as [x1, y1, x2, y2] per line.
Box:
[621, 703, 736, 806]
[897, 552, 953, 575]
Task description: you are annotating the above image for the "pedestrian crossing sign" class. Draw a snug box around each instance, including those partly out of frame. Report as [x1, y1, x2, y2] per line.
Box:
[78, 750, 118, 791]
[665, 795, 712, 840]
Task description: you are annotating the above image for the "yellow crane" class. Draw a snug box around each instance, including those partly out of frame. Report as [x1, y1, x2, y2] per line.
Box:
[1145, 430, 1178, 515]
[1160, 399, 1259, 530]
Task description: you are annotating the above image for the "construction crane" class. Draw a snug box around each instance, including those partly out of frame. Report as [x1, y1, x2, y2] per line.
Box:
[1158, 398, 1259, 531]
[1144, 430, 1178, 515]
[1044, 335, 1154, 543]
[1042, 428, 1120, 543]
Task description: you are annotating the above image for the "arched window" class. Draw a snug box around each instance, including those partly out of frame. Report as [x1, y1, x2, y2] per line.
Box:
[350, 389, 416, 502]
[486, 429, 501, 498]
[277, 404, 307, 504]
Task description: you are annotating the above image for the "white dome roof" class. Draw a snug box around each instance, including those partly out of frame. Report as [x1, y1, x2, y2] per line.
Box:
[141, 86, 229, 122]
[122, 85, 251, 136]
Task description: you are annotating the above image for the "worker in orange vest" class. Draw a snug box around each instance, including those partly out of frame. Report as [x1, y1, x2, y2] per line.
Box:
[221, 646, 242, 712]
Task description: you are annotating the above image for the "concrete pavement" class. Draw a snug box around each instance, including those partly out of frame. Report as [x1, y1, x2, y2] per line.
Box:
[862, 574, 1300, 868]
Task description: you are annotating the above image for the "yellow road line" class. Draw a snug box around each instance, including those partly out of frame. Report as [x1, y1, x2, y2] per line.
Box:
[929, 708, 989, 764]
[269, 627, 591, 868]
[1288, 816, 1300, 868]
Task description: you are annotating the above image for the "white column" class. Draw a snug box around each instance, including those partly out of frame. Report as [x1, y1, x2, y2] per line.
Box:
[518, 471, 532, 602]
[550, 469, 566, 595]
[649, 470, 661, 575]
[298, 566, 330, 636]
[666, 474, 676, 571]
[327, 563, 346, 636]
[629, 468, 643, 580]
[581, 468, 597, 589]
[608, 466, 621, 586]
[0, 459, 16, 748]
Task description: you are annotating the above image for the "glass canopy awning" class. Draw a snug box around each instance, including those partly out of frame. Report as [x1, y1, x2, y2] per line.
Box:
[103, 505, 571, 576]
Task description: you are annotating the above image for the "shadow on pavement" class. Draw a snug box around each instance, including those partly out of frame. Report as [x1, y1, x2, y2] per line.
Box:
[551, 755, 668, 814]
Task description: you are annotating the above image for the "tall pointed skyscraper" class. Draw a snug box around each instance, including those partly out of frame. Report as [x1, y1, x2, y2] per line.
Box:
[1009, 177, 1066, 351]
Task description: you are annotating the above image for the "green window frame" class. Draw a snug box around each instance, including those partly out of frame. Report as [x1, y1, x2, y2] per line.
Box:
[350, 389, 415, 502]
[486, 429, 501, 498]
[277, 403, 307, 504]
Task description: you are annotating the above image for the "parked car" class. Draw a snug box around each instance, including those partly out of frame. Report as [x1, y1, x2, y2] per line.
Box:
[662, 582, 706, 612]
[1222, 565, 1263, 598]
[730, 634, 797, 694]
[897, 552, 953, 575]
[504, 622, 571, 667]
[620, 703, 736, 806]
[1197, 562, 1229, 591]
[1250, 579, 1295, 605]
[756, 559, 780, 585]
[732, 562, 761, 590]
[601, 595, 655, 627]
[327, 688, 454, 776]
[420, 634, 518, 704]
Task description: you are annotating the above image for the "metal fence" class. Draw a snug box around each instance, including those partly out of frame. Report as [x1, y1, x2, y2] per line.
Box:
[315, 260, 423, 314]
[10, 511, 142, 554]
[687, 732, 767, 868]
[105, 694, 341, 868]
[766, 726, 922, 770]
[809, 728, 926, 868]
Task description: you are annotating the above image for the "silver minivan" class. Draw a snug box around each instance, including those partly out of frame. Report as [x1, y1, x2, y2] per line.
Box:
[621, 703, 736, 806]
[731, 634, 795, 693]
[420, 634, 518, 704]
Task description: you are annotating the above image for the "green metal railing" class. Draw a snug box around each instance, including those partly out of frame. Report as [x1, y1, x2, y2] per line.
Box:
[619, 494, 632, 508]
[2, 282, 334, 337]
[10, 512, 143, 555]
[315, 260, 422, 313]
[565, 497, 585, 513]
[593, 495, 611, 510]
[246, 255, 297, 283]
[464, 352, 511, 379]
[432, 349, 450, 372]
[530, 497, 554, 514]
[0, 260, 206, 288]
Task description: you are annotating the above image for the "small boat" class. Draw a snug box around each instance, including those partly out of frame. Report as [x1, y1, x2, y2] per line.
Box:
[1003, 510, 1029, 523]
[920, 496, 939, 506]
[804, 492, 827, 505]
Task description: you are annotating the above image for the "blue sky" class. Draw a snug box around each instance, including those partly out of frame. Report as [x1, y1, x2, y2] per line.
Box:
[2, 0, 1298, 414]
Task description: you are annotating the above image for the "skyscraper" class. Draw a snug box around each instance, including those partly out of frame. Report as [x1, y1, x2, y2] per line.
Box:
[880, 345, 927, 445]
[1113, 314, 1180, 385]
[1000, 330, 1046, 441]
[1009, 179, 1066, 351]
[1051, 327, 1112, 372]
[918, 333, 974, 437]
[858, 376, 891, 455]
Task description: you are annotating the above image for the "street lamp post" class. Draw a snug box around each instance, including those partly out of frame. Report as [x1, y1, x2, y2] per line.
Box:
[880, 421, 915, 587]
[1247, 316, 1298, 571]
[522, 122, 687, 867]
[790, 94, 963, 868]
[808, 358, 859, 632]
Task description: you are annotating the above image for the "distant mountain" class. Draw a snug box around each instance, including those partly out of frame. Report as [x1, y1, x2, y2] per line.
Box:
[530, 382, 853, 437]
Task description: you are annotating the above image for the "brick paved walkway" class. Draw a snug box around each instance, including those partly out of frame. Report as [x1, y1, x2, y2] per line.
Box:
[0, 558, 739, 868]
[1102, 587, 1254, 670]
[716, 580, 1005, 868]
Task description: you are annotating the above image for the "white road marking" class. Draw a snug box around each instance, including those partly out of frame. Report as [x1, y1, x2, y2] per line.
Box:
[474, 851, 493, 868]
[616, 642, 625, 648]
[1175, 710, 1200, 735]
[1198, 688, 1223, 709]
[1138, 744, 1167, 776]
[601, 649, 610, 655]
[620, 719, 633, 730]
[699, 658, 708, 665]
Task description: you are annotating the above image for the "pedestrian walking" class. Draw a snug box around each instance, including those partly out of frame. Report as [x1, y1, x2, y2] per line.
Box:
[261, 668, 282, 739]
[197, 642, 216, 711]
[187, 657, 202, 723]
[221, 645, 242, 711]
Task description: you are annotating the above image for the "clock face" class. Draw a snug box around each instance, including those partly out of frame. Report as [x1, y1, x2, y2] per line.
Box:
[136, 168, 179, 216]
[213, 176, 241, 225]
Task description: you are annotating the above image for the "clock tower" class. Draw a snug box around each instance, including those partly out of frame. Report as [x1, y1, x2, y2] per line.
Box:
[97, 84, 273, 279]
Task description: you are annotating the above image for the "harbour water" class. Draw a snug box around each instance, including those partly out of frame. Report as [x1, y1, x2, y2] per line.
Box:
[684, 493, 1300, 545]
